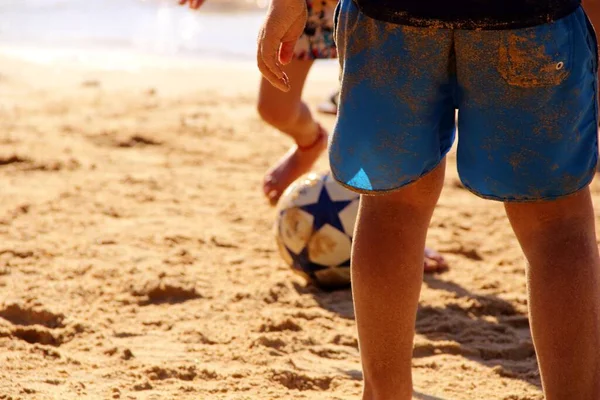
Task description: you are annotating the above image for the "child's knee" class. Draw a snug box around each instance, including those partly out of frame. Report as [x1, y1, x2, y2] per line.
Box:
[256, 99, 296, 130]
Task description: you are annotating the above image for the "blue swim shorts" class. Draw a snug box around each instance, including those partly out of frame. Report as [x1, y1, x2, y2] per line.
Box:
[330, 0, 598, 201]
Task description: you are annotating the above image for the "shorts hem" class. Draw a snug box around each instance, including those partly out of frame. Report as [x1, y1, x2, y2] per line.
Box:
[459, 165, 598, 203]
[330, 153, 450, 195]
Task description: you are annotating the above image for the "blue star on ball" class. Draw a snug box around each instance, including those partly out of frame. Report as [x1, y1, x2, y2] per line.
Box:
[283, 184, 353, 276]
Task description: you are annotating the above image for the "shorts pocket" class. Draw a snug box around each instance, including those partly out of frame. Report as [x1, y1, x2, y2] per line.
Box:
[498, 17, 573, 88]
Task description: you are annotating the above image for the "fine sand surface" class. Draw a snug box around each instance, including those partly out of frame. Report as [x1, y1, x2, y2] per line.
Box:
[0, 51, 597, 400]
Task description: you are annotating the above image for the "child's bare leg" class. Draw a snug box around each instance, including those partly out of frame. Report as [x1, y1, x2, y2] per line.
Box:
[353, 162, 446, 400]
[258, 60, 328, 204]
[505, 188, 600, 400]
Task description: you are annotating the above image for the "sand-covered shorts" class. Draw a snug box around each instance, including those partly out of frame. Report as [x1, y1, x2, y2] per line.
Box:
[294, 0, 338, 60]
[330, 0, 599, 201]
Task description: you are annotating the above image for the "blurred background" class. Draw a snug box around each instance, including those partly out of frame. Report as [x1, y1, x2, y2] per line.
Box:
[0, 0, 271, 67]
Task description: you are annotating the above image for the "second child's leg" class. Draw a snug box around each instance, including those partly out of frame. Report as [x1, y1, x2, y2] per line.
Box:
[258, 60, 328, 204]
[353, 162, 446, 400]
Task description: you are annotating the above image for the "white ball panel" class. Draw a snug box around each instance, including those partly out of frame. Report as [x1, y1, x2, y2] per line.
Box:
[275, 234, 294, 266]
[279, 208, 314, 255]
[282, 172, 325, 208]
[338, 199, 359, 237]
[324, 173, 359, 202]
[308, 224, 352, 267]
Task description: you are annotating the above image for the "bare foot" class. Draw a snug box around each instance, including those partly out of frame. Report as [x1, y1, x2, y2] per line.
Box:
[424, 248, 449, 273]
[263, 126, 328, 205]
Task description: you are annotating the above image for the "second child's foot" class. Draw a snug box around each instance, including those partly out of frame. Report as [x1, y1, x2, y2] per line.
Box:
[263, 126, 328, 205]
[317, 90, 339, 115]
[424, 248, 449, 273]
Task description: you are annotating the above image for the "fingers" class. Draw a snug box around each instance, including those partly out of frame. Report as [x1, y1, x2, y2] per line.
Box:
[258, 29, 286, 80]
[256, 1, 306, 92]
[277, 13, 308, 65]
[257, 53, 290, 92]
[257, 25, 290, 91]
[278, 41, 296, 65]
[179, 0, 204, 9]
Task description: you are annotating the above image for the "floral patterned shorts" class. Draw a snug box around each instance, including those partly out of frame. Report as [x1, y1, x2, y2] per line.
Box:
[294, 0, 338, 60]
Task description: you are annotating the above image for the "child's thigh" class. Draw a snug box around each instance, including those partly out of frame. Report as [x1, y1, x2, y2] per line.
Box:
[331, 0, 455, 193]
[455, 7, 599, 202]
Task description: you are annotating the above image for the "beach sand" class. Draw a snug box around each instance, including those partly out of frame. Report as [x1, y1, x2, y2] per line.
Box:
[0, 51, 596, 399]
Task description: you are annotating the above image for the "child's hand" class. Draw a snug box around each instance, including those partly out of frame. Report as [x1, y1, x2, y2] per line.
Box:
[178, 0, 205, 10]
[257, 0, 307, 92]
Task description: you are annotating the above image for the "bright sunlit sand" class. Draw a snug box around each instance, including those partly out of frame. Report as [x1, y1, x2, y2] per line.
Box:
[0, 1, 599, 399]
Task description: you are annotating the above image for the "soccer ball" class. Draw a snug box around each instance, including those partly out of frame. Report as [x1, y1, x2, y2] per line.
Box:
[274, 171, 359, 290]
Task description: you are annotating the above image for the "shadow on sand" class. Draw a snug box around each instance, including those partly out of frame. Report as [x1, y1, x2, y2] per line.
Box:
[293, 274, 540, 390]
